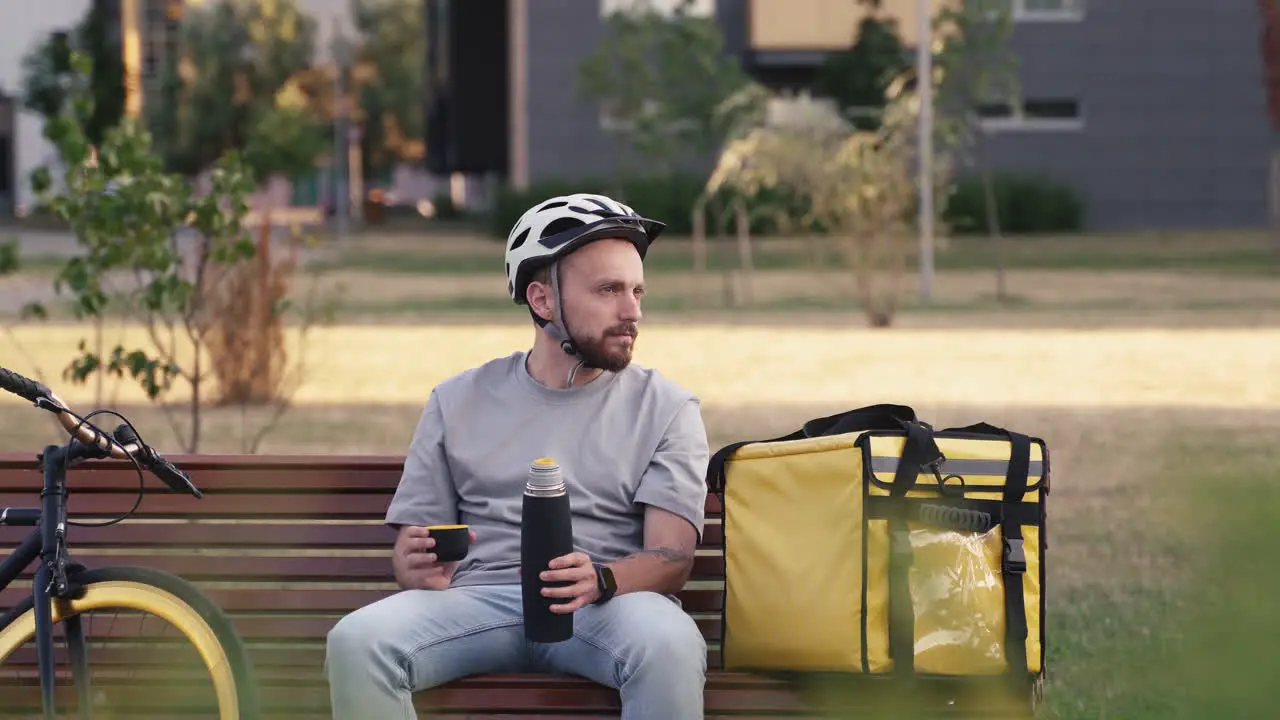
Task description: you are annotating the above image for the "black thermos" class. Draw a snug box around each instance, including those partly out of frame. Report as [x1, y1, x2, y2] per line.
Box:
[520, 457, 575, 643]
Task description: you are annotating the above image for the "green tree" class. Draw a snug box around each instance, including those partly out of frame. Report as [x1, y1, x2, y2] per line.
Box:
[349, 0, 426, 183]
[0, 238, 49, 382]
[20, 1, 125, 146]
[707, 75, 957, 327]
[933, 0, 1020, 300]
[812, 0, 910, 132]
[577, 0, 759, 178]
[28, 52, 330, 452]
[147, 0, 326, 181]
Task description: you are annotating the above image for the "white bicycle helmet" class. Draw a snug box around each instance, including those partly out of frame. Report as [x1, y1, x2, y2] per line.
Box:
[503, 192, 665, 366]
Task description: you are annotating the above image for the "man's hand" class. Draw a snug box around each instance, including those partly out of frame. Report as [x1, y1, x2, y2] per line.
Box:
[541, 551, 600, 613]
[393, 525, 476, 591]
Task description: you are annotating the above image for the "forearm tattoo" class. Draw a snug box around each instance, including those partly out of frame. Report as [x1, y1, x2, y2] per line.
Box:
[635, 546, 692, 564]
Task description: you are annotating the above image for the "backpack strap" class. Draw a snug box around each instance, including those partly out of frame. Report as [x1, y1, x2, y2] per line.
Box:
[945, 422, 1033, 682]
[885, 420, 945, 677]
[705, 404, 919, 496]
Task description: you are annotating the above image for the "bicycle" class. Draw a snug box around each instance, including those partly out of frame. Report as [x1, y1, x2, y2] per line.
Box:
[0, 367, 260, 719]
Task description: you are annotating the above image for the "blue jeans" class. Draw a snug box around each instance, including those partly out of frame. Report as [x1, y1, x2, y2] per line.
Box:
[324, 583, 707, 719]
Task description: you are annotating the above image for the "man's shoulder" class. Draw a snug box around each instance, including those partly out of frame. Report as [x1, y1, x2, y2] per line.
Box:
[614, 361, 700, 409]
[432, 352, 522, 403]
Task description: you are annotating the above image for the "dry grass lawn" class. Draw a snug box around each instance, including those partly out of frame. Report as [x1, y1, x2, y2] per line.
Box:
[1, 323, 1276, 412]
[299, 265, 1280, 312]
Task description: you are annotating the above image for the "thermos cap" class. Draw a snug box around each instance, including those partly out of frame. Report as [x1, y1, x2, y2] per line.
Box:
[527, 457, 566, 495]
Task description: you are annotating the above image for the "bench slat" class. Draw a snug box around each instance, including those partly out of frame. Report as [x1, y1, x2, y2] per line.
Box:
[0, 611, 722, 643]
[0, 466, 404, 492]
[0, 492, 397, 518]
[0, 495, 721, 519]
[0, 454, 723, 514]
[0, 585, 724, 619]
[0, 587, 395, 613]
[0, 453, 727, 509]
[0, 677, 810, 715]
[0, 676, 1031, 717]
[0, 614, 721, 644]
[0, 554, 724, 585]
[0, 454, 406, 480]
[0, 520, 724, 548]
[1, 646, 726, 673]
[0, 522, 398, 548]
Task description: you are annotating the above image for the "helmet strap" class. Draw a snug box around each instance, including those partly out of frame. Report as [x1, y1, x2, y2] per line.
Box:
[534, 260, 593, 384]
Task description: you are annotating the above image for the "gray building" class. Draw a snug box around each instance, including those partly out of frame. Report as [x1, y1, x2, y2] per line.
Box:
[432, 0, 1269, 232]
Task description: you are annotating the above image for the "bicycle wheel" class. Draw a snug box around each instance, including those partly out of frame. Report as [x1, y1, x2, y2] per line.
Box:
[0, 565, 260, 719]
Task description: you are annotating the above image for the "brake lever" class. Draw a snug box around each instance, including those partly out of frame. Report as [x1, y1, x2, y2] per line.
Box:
[112, 424, 203, 499]
[149, 453, 202, 499]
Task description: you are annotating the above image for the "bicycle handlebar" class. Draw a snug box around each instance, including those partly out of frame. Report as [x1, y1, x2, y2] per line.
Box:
[0, 367, 201, 498]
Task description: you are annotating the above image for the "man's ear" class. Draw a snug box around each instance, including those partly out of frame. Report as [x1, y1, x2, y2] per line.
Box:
[526, 280, 556, 323]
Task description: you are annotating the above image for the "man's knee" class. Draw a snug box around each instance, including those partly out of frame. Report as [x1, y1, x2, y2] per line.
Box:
[617, 593, 707, 673]
[326, 601, 404, 681]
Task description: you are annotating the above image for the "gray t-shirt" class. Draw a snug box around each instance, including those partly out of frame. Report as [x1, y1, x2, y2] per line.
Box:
[384, 350, 710, 588]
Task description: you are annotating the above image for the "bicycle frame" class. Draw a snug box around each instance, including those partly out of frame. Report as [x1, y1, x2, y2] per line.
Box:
[0, 440, 112, 719]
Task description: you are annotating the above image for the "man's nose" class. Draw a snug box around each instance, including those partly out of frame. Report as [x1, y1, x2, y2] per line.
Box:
[619, 292, 642, 321]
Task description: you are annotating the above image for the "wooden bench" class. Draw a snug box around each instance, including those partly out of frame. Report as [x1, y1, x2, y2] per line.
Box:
[0, 453, 1039, 718]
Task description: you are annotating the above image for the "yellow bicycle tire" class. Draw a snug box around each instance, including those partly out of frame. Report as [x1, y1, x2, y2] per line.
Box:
[0, 565, 260, 719]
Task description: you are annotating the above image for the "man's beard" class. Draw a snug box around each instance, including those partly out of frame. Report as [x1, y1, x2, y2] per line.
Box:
[570, 321, 638, 372]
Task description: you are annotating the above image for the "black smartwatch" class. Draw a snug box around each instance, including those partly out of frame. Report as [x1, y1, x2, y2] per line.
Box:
[592, 563, 617, 604]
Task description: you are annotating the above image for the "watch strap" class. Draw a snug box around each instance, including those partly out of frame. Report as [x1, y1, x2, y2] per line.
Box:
[592, 562, 616, 604]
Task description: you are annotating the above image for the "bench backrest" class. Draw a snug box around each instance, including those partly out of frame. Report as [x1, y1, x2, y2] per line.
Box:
[0, 454, 726, 670]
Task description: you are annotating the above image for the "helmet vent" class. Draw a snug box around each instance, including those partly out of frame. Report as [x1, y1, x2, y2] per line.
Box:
[509, 228, 531, 251]
[536, 200, 569, 212]
[541, 217, 585, 239]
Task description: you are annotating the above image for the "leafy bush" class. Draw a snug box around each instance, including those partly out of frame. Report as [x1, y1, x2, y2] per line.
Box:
[944, 172, 1086, 235]
[487, 174, 817, 239]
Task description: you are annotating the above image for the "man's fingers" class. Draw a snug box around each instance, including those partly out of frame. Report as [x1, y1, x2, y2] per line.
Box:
[539, 567, 589, 583]
[404, 526, 431, 538]
[540, 581, 584, 599]
[542, 578, 594, 599]
[549, 595, 587, 614]
[404, 537, 435, 554]
[406, 552, 438, 568]
[538, 553, 594, 611]
[547, 552, 589, 570]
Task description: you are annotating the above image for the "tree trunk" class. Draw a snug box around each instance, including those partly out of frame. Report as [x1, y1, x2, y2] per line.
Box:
[692, 194, 708, 275]
[976, 128, 1007, 302]
[733, 197, 754, 306]
[189, 366, 202, 453]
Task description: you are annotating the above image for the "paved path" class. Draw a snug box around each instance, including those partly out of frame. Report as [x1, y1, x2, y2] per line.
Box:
[0, 229, 84, 259]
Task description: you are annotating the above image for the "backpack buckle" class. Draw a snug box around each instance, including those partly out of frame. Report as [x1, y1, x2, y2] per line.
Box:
[1003, 537, 1027, 574]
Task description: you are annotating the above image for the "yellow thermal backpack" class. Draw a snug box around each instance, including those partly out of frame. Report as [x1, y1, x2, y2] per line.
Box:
[705, 404, 1048, 696]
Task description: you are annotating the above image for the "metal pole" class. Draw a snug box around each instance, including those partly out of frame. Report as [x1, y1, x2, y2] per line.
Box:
[332, 18, 349, 245]
[509, 0, 529, 190]
[917, 0, 934, 303]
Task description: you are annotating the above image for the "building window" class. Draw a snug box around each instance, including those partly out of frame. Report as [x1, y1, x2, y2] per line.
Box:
[599, 0, 714, 18]
[977, 98, 1084, 132]
[990, 0, 1085, 21]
